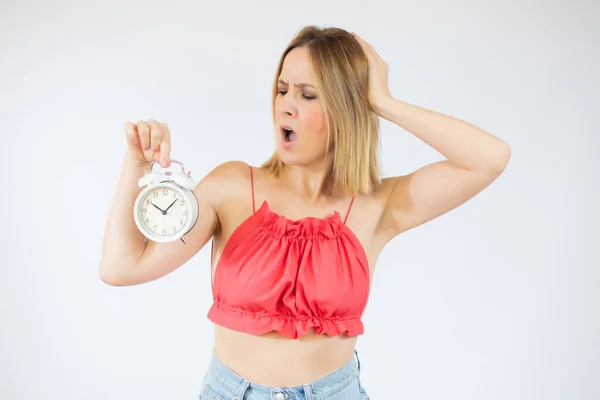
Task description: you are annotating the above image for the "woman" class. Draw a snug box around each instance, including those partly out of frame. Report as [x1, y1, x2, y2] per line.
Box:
[99, 26, 511, 399]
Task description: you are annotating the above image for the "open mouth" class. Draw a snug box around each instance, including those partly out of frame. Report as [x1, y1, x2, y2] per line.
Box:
[281, 126, 297, 142]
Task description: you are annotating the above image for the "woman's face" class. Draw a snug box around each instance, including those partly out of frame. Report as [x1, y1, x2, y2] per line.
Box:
[274, 46, 331, 167]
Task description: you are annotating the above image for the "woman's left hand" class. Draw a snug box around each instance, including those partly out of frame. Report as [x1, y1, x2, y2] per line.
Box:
[351, 32, 393, 114]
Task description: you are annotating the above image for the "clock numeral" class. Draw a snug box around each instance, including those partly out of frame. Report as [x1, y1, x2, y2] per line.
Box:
[145, 218, 149, 223]
[153, 192, 159, 198]
[163, 189, 169, 195]
[183, 210, 189, 216]
[180, 220, 184, 226]
[162, 228, 167, 234]
[141, 208, 147, 214]
[153, 225, 157, 231]
[179, 199, 185, 206]
[146, 199, 150, 205]
[173, 227, 177, 233]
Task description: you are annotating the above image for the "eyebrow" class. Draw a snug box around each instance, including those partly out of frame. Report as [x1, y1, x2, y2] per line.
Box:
[278, 79, 316, 89]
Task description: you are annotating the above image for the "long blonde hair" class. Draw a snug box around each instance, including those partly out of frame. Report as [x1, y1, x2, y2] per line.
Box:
[261, 25, 382, 197]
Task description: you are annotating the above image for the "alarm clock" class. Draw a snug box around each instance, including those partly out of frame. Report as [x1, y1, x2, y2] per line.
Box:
[133, 160, 199, 244]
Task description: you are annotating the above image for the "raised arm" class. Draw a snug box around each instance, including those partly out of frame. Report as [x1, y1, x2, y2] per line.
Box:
[350, 33, 511, 241]
[377, 98, 511, 239]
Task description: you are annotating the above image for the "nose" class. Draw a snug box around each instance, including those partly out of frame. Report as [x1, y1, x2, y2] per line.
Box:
[278, 92, 297, 117]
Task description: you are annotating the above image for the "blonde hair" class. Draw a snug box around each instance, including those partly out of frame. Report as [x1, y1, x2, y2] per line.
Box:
[261, 25, 382, 197]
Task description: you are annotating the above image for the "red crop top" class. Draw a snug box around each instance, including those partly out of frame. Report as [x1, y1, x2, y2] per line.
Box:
[207, 166, 370, 339]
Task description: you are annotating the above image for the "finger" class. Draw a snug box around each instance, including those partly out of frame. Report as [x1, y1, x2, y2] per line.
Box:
[159, 123, 172, 167]
[352, 35, 373, 59]
[160, 141, 171, 167]
[136, 121, 150, 151]
[124, 122, 139, 147]
[146, 119, 163, 153]
[351, 32, 366, 45]
[362, 40, 375, 54]
[353, 33, 375, 54]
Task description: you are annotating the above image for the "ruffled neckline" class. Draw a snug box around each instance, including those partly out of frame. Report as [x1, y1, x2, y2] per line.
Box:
[255, 200, 345, 239]
[212, 199, 369, 274]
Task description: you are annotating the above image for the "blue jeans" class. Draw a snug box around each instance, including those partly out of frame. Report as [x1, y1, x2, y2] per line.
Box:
[199, 349, 369, 399]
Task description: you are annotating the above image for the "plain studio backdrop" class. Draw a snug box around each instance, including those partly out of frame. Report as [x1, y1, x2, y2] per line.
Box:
[1, 0, 598, 399]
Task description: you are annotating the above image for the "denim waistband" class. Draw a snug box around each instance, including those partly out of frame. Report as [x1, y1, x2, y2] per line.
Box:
[204, 349, 362, 399]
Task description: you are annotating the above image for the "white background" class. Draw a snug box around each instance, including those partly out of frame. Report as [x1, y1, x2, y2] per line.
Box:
[1, 0, 598, 399]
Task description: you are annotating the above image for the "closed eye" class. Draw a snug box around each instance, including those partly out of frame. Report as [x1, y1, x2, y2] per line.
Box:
[277, 90, 316, 100]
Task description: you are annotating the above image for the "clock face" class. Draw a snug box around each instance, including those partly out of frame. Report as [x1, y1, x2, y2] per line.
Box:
[136, 184, 191, 239]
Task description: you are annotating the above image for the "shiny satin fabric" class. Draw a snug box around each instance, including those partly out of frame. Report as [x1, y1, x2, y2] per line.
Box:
[207, 198, 370, 339]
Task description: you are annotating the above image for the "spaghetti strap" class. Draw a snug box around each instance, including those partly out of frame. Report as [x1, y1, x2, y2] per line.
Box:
[249, 165, 256, 214]
[343, 197, 355, 225]
[210, 240, 215, 300]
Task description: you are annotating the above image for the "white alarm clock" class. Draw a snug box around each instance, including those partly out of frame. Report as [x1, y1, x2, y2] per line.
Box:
[133, 160, 199, 244]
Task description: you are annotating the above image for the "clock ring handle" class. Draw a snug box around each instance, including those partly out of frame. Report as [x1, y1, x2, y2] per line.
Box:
[149, 159, 192, 177]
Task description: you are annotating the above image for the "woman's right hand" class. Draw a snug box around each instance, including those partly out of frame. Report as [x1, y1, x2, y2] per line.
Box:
[124, 119, 172, 167]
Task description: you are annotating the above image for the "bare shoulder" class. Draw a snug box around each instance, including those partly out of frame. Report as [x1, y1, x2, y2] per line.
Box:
[346, 178, 396, 233]
[375, 175, 410, 210]
[340, 177, 399, 224]
[204, 160, 251, 180]
[367, 175, 409, 245]
[370, 177, 399, 202]
[360, 176, 400, 213]
[194, 160, 252, 207]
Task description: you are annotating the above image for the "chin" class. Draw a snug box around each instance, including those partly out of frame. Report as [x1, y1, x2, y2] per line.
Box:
[278, 152, 303, 166]
[278, 150, 330, 169]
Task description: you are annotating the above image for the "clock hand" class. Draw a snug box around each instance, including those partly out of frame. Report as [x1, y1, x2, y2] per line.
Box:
[151, 201, 166, 213]
[164, 198, 179, 213]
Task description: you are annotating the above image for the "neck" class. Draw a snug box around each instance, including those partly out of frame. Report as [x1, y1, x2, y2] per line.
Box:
[279, 160, 334, 202]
